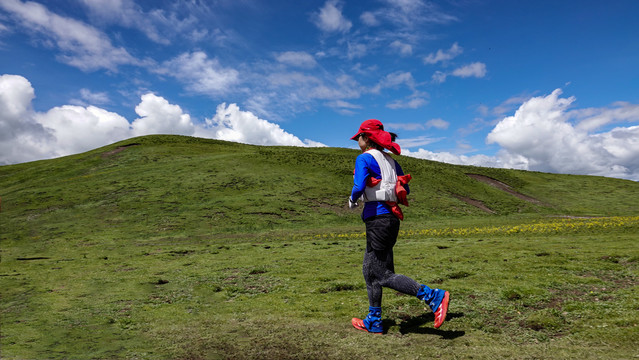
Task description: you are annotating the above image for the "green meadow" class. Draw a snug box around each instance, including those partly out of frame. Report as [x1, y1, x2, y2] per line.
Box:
[1, 135, 638, 359]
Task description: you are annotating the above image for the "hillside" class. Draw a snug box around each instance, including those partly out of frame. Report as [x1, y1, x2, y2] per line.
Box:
[2, 135, 639, 359]
[1, 135, 638, 240]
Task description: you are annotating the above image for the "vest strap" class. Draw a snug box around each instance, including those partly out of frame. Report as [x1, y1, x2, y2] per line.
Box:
[362, 149, 398, 203]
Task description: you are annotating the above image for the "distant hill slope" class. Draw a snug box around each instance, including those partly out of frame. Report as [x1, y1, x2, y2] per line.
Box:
[1, 135, 638, 239]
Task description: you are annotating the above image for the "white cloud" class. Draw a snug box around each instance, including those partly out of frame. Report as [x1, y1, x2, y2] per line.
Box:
[35, 105, 132, 156]
[397, 136, 438, 148]
[452, 62, 487, 78]
[275, 51, 317, 68]
[433, 62, 487, 84]
[0, 74, 325, 165]
[311, 0, 352, 33]
[0, 74, 35, 133]
[431, 71, 447, 84]
[0, 75, 132, 163]
[402, 90, 639, 181]
[572, 102, 639, 132]
[377, 0, 457, 27]
[426, 118, 449, 130]
[404, 148, 502, 168]
[159, 51, 239, 95]
[390, 40, 412, 56]
[267, 72, 319, 88]
[326, 100, 362, 115]
[385, 122, 424, 131]
[371, 71, 416, 94]
[79, 0, 170, 45]
[387, 96, 427, 109]
[424, 42, 463, 64]
[131, 93, 196, 136]
[486, 89, 639, 180]
[201, 103, 324, 147]
[360, 11, 379, 26]
[347, 42, 368, 59]
[0, 74, 52, 164]
[75, 88, 110, 105]
[0, 0, 139, 71]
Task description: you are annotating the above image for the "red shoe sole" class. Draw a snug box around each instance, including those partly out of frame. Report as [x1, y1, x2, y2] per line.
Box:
[433, 291, 450, 328]
[351, 318, 382, 334]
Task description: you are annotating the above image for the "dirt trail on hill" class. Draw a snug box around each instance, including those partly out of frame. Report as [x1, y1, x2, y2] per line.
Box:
[450, 174, 546, 213]
[101, 143, 141, 158]
[451, 194, 496, 214]
[466, 174, 545, 205]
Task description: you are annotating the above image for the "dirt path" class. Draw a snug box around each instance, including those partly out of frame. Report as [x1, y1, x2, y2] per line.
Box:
[466, 173, 544, 205]
[101, 143, 141, 158]
[451, 194, 496, 214]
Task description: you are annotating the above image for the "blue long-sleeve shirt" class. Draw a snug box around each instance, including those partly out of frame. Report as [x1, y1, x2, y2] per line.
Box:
[350, 152, 409, 220]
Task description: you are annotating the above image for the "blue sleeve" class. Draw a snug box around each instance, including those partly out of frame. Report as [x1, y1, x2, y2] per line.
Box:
[351, 154, 370, 201]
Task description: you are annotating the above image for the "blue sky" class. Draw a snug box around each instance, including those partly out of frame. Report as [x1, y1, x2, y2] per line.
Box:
[1, 0, 638, 180]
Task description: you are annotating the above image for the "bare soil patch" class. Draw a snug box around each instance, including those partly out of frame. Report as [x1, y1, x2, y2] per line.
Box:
[101, 143, 141, 158]
[451, 194, 495, 214]
[466, 173, 545, 205]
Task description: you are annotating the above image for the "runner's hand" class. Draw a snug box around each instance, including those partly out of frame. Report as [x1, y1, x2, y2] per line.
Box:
[348, 197, 359, 209]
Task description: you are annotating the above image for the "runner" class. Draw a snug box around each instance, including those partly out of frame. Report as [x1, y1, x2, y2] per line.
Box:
[348, 119, 450, 334]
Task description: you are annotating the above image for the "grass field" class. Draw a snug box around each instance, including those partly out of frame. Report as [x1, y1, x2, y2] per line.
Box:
[1, 136, 638, 359]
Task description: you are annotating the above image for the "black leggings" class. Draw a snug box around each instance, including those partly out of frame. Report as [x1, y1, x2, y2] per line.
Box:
[363, 214, 421, 307]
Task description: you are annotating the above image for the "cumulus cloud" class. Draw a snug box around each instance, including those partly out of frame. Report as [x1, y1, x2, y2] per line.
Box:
[486, 89, 639, 180]
[404, 148, 503, 168]
[0, 75, 133, 163]
[0, 0, 139, 71]
[0, 74, 324, 165]
[200, 103, 324, 147]
[311, 0, 352, 33]
[403, 89, 639, 181]
[35, 105, 132, 156]
[131, 93, 196, 136]
[0, 74, 52, 163]
[424, 42, 463, 64]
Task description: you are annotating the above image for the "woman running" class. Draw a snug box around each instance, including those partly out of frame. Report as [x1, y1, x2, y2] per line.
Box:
[348, 119, 450, 334]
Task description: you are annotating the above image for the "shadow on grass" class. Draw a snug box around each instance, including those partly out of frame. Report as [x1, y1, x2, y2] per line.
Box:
[391, 312, 466, 339]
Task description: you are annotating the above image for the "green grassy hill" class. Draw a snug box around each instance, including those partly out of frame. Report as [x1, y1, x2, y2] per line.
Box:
[1, 135, 637, 241]
[2, 135, 638, 359]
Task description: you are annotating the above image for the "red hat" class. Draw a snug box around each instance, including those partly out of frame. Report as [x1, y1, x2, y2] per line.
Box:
[351, 119, 401, 155]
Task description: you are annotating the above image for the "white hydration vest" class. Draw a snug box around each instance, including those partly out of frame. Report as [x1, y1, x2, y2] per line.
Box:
[361, 149, 398, 203]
